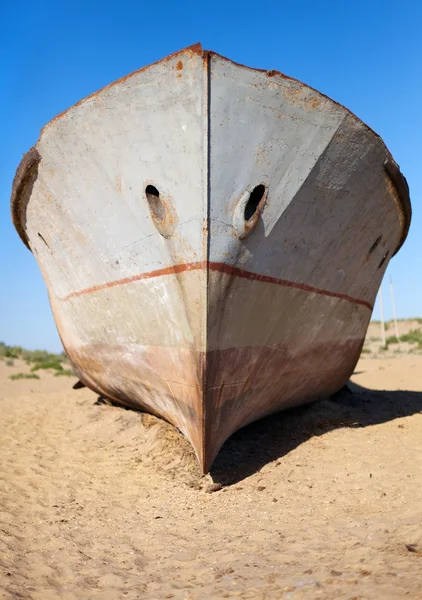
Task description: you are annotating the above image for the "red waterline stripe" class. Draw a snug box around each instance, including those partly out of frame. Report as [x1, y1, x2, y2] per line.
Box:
[60, 261, 207, 301]
[59, 261, 373, 311]
[209, 263, 373, 310]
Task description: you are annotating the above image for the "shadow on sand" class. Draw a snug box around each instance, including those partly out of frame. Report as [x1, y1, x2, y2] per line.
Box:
[89, 379, 422, 485]
[209, 381, 422, 485]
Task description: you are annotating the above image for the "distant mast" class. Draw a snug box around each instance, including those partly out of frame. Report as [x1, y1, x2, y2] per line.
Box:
[379, 286, 386, 346]
[389, 275, 399, 339]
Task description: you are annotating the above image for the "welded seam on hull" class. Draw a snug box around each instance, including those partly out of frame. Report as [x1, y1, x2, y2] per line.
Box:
[202, 50, 212, 470]
[57, 261, 373, 311]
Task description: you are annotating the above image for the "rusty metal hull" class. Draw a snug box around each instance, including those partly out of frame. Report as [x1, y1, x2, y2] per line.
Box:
[11, 44, 411, 472]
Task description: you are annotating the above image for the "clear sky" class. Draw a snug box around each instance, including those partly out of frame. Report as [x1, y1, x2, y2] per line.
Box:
[1, 0, 421, 351]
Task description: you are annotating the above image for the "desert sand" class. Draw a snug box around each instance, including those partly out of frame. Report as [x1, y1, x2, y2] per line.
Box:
[1, 338, 422, 599]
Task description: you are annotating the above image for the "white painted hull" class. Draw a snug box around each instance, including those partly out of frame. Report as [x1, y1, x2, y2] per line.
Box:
[11, 44, 411, 472]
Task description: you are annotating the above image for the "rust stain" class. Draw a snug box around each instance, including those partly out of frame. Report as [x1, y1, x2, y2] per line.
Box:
[57, 261, 373, 310]
[176, 60, 183, 71]
[116, 174, 122, 195]
[283, 84, 305, 101]
[305, 96, 321, 110]
[266, 70, 279, 78]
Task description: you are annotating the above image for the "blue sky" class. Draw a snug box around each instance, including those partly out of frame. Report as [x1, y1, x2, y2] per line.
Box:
[1, 0, 421, 351]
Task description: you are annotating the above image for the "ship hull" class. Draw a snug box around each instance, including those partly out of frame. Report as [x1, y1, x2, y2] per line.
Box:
[11, 44, 410, 472]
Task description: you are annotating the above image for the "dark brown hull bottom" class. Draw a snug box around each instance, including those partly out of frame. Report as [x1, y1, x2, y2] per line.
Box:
[67, 337, 363, 472]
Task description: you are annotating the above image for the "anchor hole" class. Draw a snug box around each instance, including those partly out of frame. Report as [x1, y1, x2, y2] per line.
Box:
[145, 185, 165, 222]
[244, 184, 266, 221]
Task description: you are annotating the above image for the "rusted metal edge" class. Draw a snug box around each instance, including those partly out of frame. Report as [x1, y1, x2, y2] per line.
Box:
[384, 154, 412, 255]
[40, 42, 385, 146]
[40, 43, 204, 135]
[36, 42, 384, 148]
[10, 146, 41, 250]
[205, 50, 384, 143]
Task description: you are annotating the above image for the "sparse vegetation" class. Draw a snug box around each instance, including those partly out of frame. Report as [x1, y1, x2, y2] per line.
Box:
[397, 317, 422, 324]
[54, 369, 74, 377]
[372, 318, 422, 324]
[22, 349, 67, 364]
[0, 343, 21, 359]
[31, 360, 64, 373]
[0, 341, 73, 380]
[364, 319, 422, 357]
[0, 342, 68, 371]
[9, 373, 40, 381]
[399, 330, 422, 348]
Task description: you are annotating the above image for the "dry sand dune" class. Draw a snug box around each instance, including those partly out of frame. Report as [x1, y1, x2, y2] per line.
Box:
[1, 348, 422, 599]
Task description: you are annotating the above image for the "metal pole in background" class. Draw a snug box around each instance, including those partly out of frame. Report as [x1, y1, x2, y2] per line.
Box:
[379, 286, 386, 346]
[389, 275, 399, 339]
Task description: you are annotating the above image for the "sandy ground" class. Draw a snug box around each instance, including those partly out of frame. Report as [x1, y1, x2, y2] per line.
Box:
[1, 353, 422, 599]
